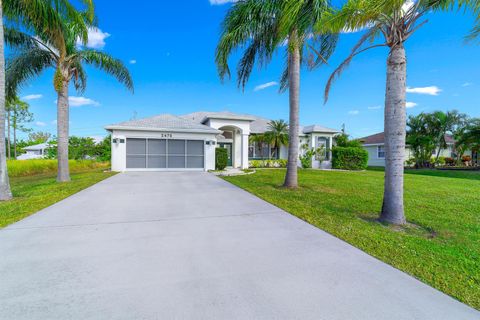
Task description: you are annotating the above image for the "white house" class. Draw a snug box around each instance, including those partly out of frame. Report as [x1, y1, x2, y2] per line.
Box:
[359, 132, 465, 167]
[105, 111, 340, 172]
[17, 143, 49, 160]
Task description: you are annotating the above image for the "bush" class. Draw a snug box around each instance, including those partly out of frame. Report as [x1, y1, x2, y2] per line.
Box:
[445, 157, 455, 166]
[332, 147, 368, 170]
[249, 159, 287, 168]
[7, 160, 110, 178]
[215, 148, 228, 170]
[462, 155, 472, 162]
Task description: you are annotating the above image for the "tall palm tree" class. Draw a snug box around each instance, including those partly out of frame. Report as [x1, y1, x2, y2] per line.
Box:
[0, 0, 93, 200]
[264, 119, 289, 158]
[216, 0, 337, 188]
[7, 22, 133, 182]
[322, 0, 459, 225]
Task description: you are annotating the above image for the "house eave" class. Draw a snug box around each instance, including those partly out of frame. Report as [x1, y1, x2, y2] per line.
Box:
[104, 126, 222, 134]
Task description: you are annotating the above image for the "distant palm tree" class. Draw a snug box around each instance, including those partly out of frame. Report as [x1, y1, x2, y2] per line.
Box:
[216, 0, 337, 188]
[0, 0, 93, 200]
[7, 19, 134, 182]
[264, 119, 289, 158]
[430, 110, 466, 163]
[322, 0, 462, 225]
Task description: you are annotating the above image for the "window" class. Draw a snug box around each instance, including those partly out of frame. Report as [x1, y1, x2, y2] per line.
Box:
[248, 141, 279, 159]
[377, 146, 385, 159]
[315, 137, 330, 160]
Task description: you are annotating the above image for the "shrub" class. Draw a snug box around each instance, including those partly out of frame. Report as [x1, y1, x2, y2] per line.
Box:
[445, 157, 455, 166]
[215, 148, 228, 170]
[249, 159, 287, 168]
[7, 160, 109, 178]
[332, 147, 368, 170]
[462, 155, 472, 162]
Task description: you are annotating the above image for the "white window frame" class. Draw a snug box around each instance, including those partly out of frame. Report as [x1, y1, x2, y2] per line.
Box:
[377, 145, 385, 159]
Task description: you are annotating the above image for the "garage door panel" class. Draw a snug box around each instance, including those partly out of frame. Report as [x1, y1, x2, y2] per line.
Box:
[126, 138, 146, 154]
[187, 140, 204, 155]
[127, 155, 146, 168]
[148, 139, 166, 154]
[187, 156, 204, 168]
[168, 156, 186, 168]
[147, 155, 167, 168]
[168, 140, 186, 155]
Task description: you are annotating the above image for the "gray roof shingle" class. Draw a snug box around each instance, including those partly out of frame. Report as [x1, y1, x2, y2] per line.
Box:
[105, 114, 220, 133]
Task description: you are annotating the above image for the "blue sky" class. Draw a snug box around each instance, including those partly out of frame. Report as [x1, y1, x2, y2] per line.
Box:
[15, 0, 480, 140]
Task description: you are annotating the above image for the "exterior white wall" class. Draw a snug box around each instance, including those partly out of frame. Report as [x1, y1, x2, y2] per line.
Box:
[110, 129, 218, 172]
[206, 118, 252, 169]
[297, 133, 336, 169]
[364, 145, 386, 167]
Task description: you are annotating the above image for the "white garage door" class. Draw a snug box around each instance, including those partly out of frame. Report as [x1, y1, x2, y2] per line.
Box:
[126, 138, 205, 169]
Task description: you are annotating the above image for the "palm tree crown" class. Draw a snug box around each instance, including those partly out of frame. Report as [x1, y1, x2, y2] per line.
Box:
[264, 119, 289, 150]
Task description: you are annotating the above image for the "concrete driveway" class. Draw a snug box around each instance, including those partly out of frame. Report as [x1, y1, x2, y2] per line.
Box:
[0, 172, 478, 319]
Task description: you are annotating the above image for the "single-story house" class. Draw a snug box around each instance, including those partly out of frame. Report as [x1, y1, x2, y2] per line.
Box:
[359, 132, 476, 166]
[105, 111, 340, 172]
[17, 143, 49, 160]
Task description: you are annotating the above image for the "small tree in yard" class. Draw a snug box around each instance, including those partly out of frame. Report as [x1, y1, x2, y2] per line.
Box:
[299, 143, 325, 169]
[6, 96, 33, 159]
[215, 148, 228, 171]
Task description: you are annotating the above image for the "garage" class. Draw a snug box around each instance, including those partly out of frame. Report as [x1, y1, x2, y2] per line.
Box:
[126, 138, 205, 169]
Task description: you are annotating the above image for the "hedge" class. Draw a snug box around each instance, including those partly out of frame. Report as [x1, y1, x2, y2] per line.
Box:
[332, 147, 368, 170]
[249, 159, 287, 168]
[215, 148, 228, 170]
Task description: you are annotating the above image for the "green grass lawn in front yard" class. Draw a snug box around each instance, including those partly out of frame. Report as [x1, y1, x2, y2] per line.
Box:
[0, 169, 116, 228]
[223, 169, 480, 310]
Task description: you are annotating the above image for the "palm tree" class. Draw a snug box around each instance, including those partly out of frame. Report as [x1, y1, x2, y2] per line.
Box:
[322, 0, 459, 225]
[216, 0, 337, 188]
[0, 0, 93, 200]
[7, 21, 134, 182]
[430, 110, 466, 164]
[264, 119, 289, 158]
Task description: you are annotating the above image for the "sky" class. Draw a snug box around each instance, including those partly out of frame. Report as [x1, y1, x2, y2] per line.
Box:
[13, 0, 480, 140]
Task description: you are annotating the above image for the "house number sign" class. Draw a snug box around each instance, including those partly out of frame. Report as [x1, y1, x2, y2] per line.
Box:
[160, 133, 173, 138]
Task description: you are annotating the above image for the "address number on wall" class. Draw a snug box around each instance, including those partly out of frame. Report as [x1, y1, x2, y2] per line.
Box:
[160, 133, 173, 138]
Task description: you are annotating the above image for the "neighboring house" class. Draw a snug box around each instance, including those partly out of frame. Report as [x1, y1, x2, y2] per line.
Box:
[105, 111, 340, 172]
[359, 132, 465, 167]
[16, 143, 49, 160]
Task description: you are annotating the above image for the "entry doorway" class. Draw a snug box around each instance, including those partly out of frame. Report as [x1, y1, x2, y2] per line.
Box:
[218, 142, 233, 167]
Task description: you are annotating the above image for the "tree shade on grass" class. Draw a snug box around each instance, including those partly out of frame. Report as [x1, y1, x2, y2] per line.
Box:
[223, 169, 480, 310]
[0, 169, 115, 228]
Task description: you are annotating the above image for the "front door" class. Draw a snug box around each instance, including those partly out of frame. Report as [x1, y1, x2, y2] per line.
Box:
[218, 143, 233, 167]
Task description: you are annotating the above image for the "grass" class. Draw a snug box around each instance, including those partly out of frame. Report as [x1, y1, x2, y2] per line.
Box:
[1, 167, 115, 228]
[223, 169, 480, 310]
[7, 159, 110, 177]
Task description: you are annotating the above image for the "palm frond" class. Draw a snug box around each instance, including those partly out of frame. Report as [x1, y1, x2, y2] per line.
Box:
[6, 47, 55, 101]
[80, 50, 134, 92]
[71, 62, 87, 93]
[3, 27, 36, 48]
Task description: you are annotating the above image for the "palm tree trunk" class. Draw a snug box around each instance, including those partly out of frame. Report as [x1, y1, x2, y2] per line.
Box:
[0, 3, 12, 201]
[380, 44, 407, 225]
[7, 109, 11, 159]
[283, 33, 300, 188]
[57, 78, 71, 182]
[13, 118, 17, 159]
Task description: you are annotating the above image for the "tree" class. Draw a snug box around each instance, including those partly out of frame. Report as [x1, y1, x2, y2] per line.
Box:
[322, 0, 458, 225]
[28, 131, 51, 144]
[7, 17, 133, 182]
[430, 110, 466, 163]
[216, 0, 338, 188]
[6, 96, 33, 158]
[0, 0, 92, 200]
[264, 120, 289, 158]
[335, 132, 362, 148]
[407, 113, 437, 168]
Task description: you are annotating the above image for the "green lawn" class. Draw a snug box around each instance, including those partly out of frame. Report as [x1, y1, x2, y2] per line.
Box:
[0, 169, 116, 228]
[223, 169, 480, 310]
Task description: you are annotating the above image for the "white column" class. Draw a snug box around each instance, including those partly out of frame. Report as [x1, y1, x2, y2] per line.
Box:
[242, 134, 249, 169]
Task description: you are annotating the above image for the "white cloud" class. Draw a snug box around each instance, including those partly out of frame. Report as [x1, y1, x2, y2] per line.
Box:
[254, 81, 278, 92]
[77, 27, 110, 49]
[462, 82, 473, 87]
[129, 59, 137, 64]
[54, 96, 100, 107]
[69, 96, 100, 107]
[22, 94, 43, 101]
[209, 0, 237, 5]
[35, 121, 46, 127]
[406, 86, 441, 95]
[406, 102, 418, 108]
[348, 110, 360, 115]
[368, 105, 382, 110]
